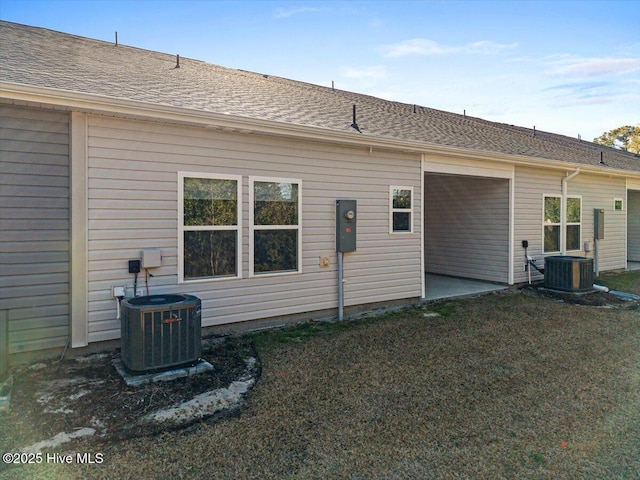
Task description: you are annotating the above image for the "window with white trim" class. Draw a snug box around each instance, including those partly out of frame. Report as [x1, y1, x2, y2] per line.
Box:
[565, 196, 582, 251]
[614, 198, 624, 211]
[543, 194, 581, 253]
[250, 177, 302, 275]
[178, 173, 241, 282]
[543, 195, 561, 253]
[390, 186, 413, 233]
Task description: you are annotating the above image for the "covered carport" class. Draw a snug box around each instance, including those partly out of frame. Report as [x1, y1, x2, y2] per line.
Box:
[422, 157, 514, 297]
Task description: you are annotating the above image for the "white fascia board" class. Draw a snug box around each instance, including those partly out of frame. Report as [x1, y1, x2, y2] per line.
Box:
[2, 81, 640, 179]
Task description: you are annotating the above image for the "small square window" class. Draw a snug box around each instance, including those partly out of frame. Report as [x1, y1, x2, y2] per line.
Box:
[614, 198, 624, 211]
[390, 186, 413, 233]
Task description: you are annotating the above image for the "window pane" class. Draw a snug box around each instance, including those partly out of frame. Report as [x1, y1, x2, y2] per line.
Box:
[566, 197, 581, 223]
[566, 225, 581, 251]
[393, 212, 411, 232]
[544, 225, 560, 252]
[544, 196, 561, 224]
[614, 199, 623, 211]
[184, 178, 237, 226]
[184, 230, 237, 279]
[254, 182, 298, 226]
[254, 230, 298, 273]
[393, 189, 412, 209]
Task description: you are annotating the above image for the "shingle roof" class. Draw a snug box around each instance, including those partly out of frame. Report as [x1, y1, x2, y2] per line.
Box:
[1, 20, 638, 173]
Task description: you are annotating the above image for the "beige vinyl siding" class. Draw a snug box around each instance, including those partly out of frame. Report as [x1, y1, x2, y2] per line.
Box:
[628, 190, 640, 261]
[512, 167, 627, 283]
[424, 174, 510, 283]
[0, 104, 70, 354]
[86, 116, 422, 342]
[569, 174, 626, 272]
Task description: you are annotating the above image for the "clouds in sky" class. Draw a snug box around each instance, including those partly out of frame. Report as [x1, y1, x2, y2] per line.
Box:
[379, 38, 519, 57]
[546, 57, 640, 77]
[273, 6, 321, 19]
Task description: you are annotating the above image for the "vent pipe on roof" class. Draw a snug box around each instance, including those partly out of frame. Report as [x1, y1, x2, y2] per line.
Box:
[175, 54, 180, 69]
[115, 31, 118, 47]
[533, 126, 536, 137]
[351, 105, 361, 133]
[600, 152, 605, 165]
[332, 81, 335, 91]
[413, 104, 417, 114]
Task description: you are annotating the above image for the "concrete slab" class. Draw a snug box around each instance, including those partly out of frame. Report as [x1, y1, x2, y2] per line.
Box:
[425, 273, 508, 301]
[112, 358, 214, 387]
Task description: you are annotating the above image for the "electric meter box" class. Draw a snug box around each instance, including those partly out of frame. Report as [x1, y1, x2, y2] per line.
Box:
[594, 209, 605, 240]
[336, 199, 357, 252]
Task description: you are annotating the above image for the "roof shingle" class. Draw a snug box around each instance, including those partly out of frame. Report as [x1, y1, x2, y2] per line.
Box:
[1, 21, 638, 172]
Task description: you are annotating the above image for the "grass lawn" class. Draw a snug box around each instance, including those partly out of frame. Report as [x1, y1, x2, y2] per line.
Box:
[8, 286, 640, 480]
[596, 270, 640, 295]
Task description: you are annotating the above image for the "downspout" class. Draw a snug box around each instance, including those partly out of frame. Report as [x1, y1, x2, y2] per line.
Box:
[561, 168, 580, 255]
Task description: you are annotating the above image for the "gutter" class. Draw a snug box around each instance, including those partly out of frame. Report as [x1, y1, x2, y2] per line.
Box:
[2, 82, 640, 179]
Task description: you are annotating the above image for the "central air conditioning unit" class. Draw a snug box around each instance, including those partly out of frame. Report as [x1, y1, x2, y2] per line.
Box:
[544, 256, 594, 293]
[120, 294, 201, 374]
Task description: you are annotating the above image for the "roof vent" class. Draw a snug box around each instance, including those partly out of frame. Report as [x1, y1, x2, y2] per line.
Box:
[351, 105, 361, 133]
[174, 54, 180, 69]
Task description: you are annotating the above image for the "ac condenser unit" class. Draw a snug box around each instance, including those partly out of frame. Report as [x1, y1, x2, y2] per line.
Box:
[544, 256, 594, 293]
[120, 294, 201, 374]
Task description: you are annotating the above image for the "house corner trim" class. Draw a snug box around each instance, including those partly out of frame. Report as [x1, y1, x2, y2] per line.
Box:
[70, 112, 89, 347]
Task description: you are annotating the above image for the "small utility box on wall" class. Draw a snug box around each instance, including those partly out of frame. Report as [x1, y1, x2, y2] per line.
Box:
[336, 200, 357, 252]
[594, 209, 605, 240]
[141, 249, 162, 269]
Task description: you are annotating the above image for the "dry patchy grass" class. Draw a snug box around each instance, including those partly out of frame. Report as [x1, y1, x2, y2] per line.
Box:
[4, 291, 640, 480]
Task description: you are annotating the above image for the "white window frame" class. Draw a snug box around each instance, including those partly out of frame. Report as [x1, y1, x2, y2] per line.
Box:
[613, 198, 624, 211]
[178, 172, 242, 283]
[389, 186, 414, 234]
[249, 176, 302, 277]
[565, 195, 582, 252]
[542, 193, 582, 254]
[543, 194, 561, 254]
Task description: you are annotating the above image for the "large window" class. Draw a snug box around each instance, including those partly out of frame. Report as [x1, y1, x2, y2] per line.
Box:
[543, 194, 581, 253]
[543, 195, 561, 253]
[565, 196, 582, 251]
[390, 186, 413, 233]
[179, 173, 241, 282]
[250, 177, 302, 275]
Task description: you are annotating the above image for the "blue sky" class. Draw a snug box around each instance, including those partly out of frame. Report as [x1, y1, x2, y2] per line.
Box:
[2, 0, 639, 141]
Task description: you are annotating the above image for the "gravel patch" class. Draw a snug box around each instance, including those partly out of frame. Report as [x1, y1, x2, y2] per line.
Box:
[1, 290, 639, 479]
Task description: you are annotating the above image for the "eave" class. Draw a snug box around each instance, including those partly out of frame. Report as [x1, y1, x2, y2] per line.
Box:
[2, 81, 639, 180]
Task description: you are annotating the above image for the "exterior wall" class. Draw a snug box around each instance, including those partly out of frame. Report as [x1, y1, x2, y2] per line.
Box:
[0, 104, 70, 354]
[513, 166, 627, 284]
[85, 115, 423, 343]
[628, 190, 640, 262]
[424, 174, 510, 283]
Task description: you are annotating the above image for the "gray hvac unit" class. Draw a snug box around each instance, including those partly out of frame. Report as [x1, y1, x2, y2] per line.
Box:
[544, 256, 594, 293]
[120, 294, 201, 374]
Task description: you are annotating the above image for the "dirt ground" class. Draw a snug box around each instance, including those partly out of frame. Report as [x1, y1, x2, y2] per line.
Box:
[1, 287, 638, 479]
[0, 336, 258, 457]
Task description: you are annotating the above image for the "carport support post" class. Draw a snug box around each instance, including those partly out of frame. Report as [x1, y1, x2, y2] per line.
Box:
[338, 252, 344, 321]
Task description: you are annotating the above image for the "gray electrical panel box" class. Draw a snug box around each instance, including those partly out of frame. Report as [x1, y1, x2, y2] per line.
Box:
[594, 208, 604, 240]
[336, 199, 357, 252]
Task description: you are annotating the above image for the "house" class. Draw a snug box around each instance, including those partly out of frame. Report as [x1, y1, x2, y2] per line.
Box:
[1, 21, 639, 361]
